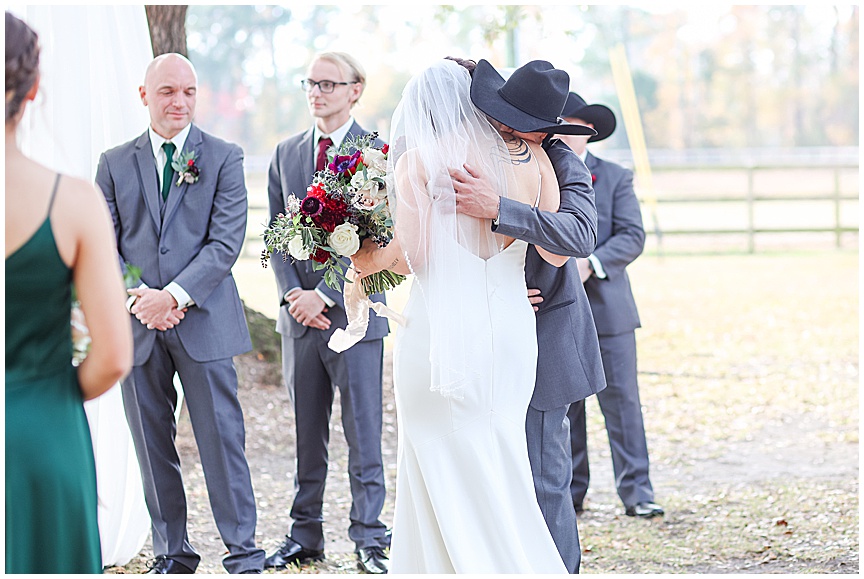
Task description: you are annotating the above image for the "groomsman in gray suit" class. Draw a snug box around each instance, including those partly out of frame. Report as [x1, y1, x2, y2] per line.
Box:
[451, 59, 607, 573]
[559, 92, 663, 519]
[96, 53, 265, 573]
[264, 51, 390, 575]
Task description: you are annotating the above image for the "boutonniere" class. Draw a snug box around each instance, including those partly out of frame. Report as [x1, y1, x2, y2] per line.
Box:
[591, 173, 597, 184]
[172, 150, 201, 185]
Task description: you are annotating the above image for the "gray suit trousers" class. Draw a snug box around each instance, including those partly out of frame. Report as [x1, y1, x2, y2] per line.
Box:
[569, 331, 654, 508]
[288, 333, 387, 551]
[122, 328, 265, 573]
[526, 404, 581, 573]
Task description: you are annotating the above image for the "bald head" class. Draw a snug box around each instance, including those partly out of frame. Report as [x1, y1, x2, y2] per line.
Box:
[139, 53, 198, 139]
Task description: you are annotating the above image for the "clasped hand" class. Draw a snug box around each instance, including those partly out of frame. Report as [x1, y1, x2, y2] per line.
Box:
[128, 288, 187, 331]
[285, 288, 331, 331]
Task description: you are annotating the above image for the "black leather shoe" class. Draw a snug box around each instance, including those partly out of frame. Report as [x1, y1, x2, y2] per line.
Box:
[263, 536, 324, 569]
[574, 502, 585, 515]
[239, 569, 262, 574]
[625, 501, 665, 518]
[147, 556, 195, 574]
[357, 546, 389, 574]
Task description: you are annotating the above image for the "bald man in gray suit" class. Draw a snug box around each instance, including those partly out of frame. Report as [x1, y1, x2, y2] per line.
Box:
[97, 53, 264, 573]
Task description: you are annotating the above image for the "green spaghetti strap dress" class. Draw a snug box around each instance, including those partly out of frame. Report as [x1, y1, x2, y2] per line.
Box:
[5, 175, 102, 573]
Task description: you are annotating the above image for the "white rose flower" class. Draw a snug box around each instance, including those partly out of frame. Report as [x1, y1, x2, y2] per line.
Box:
[350, 171, 367, 189]
[363, 148, 388, 173]
[287, 235, 311, 260]
[328, 222, 361, 257]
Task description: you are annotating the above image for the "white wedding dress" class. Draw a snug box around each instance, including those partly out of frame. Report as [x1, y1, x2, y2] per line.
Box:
[390, 237, 567, 574]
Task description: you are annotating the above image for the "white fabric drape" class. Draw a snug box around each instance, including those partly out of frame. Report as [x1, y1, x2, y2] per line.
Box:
[8, 5, 155, 568]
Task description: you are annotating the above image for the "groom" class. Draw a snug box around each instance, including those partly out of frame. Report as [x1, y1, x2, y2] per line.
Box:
[450, 59, 607, 573]
[96, 53, 265, 574]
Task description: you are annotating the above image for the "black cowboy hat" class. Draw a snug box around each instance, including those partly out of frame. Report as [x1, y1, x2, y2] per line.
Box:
[561, 92, 617, 143]
[470, 59, 597, 137]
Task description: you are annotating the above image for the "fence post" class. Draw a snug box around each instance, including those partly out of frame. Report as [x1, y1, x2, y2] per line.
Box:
[746, 167, 755, 253]
[834, 168, 842, 248]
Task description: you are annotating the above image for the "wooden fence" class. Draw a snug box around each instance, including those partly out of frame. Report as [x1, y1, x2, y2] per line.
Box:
[242, 162, 859, 258]
[633, 164, 858, 253]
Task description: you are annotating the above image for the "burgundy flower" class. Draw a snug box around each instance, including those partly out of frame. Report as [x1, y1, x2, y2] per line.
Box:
[591, 174, 597, 184]
[300, 196, 322, 217]
[311, 247, 330, 264]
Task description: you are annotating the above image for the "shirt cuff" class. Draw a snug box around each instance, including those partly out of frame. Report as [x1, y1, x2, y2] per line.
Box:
[126, 281, 148, 312]
[165, 282, 195, 309]
[491, 197, 501, 230]
[587, 254, 607, 279]
[315, 288, 336, 308]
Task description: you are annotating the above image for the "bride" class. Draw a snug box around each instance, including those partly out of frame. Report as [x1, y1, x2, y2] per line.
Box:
[351, 58, 570, 573]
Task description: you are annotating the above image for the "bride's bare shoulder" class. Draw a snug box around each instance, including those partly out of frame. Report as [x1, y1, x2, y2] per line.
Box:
[394, 148, 428, 183]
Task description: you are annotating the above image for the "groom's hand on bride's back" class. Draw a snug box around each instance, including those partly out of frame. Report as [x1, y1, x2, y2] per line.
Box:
[450, 164, 500, 220]
[527, 288, 543, 311]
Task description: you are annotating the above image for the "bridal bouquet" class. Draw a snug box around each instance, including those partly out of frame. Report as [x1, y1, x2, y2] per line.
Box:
[262, 133, 405, 296]
[72, 263, 142, 366]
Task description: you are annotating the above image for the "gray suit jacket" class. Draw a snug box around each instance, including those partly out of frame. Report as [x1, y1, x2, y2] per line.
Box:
[96, 124, 252, 366]
[494, 140, 606, 410]
[267, 121, 389, 342]
[583, 152, 645, 336]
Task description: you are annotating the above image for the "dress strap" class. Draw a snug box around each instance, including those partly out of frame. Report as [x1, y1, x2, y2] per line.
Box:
[47, 173, 61, 214]
[531, 153, 542, 209]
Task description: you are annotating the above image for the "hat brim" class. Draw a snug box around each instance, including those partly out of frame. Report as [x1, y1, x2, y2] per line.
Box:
[470, 59, 596, 137]
[563, 103, 616, 142]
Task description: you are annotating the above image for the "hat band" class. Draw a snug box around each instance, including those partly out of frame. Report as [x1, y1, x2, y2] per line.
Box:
[496, 86, 560, 126]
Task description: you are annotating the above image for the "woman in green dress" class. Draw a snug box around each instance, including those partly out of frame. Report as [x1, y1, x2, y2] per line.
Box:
[5, 12, 133, 573]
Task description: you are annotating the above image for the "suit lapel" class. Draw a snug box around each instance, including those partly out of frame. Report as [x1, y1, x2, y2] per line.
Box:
[162, 124, 202, 231]
[134, 131, 162, 235]
[295, 128, 315, 198]
[586, 152, 603, 195]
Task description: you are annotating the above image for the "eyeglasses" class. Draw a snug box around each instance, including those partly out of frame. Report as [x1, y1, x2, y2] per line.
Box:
[301, 79, 358, 94]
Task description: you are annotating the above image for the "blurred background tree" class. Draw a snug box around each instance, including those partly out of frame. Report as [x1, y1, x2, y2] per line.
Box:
[172, 4, 857, 157]
[145, 5, 188, 57]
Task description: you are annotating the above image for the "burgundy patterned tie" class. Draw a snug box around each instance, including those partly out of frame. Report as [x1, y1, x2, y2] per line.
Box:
[316, 137, 333, 172]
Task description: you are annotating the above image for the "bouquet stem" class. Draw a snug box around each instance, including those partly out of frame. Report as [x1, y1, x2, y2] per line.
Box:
[361, 270, 407, 296]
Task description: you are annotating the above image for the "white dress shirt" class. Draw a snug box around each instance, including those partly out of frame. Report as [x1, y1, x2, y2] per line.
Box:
[127, 124, 195, 312]
[313, 116, 355, 151]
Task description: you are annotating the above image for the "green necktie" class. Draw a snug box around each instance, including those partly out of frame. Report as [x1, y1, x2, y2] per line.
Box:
[161, 141, 176, 200]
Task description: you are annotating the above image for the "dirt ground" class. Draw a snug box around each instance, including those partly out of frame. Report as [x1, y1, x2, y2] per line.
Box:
[108, 250, 858, 574]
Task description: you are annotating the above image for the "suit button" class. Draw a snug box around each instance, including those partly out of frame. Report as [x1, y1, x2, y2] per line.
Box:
[160, 247, 169, 254]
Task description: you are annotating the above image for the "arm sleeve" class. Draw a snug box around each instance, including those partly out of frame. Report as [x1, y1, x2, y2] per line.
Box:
[592, 166, 645, 280]
[493, 140, 597, 257]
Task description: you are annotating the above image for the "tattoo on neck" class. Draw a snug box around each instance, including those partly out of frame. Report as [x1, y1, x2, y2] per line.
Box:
[388, 258, 400, 270]
[502, 134, 532, 165]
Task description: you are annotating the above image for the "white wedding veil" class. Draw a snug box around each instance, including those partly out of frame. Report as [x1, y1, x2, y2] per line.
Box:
[388, 59, 516, 399]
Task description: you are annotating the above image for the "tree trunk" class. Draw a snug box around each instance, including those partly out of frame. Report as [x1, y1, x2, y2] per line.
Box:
[145, 5, 189, 57]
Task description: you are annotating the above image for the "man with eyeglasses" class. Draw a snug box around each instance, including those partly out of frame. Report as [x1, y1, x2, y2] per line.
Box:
[264, 51, 390, 574]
